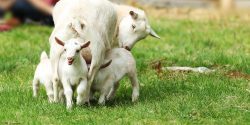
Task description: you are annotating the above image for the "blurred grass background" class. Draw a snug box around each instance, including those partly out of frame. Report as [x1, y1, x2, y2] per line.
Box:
[0, 0, 250, 124]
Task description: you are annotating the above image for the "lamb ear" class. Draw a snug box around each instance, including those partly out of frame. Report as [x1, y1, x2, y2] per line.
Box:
[129, 11, 138, 20]
[81, 41, 90, 49]
[100, 60, 112, 69]
[55, 37, 65, 46]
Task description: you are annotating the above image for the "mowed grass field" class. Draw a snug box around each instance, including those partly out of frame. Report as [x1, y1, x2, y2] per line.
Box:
[0, 17, 250, 124]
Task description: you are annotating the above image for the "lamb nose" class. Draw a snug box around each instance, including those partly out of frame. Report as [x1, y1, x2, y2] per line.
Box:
[67, 57, 73, 60]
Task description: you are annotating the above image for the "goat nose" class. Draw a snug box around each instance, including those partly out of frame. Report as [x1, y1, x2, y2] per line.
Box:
[67, 57, 73, 60]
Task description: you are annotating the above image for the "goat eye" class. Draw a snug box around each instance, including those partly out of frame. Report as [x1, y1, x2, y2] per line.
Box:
[76, 50, 80, 53]
[132, 24, 136, 29]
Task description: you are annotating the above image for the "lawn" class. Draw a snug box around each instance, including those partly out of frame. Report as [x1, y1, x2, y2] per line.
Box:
[0, 17, 250, 124]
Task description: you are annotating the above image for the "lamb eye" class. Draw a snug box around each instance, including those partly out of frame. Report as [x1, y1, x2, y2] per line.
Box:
[64, 49, 66, 51]
[132, 24, 136, 29]
[76, 50, 80, 53]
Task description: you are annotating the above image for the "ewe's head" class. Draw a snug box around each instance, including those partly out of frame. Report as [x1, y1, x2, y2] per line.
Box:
[55, 37, 90, 65]
[119, 10, 160, 51]
[67, 19, 86, 37]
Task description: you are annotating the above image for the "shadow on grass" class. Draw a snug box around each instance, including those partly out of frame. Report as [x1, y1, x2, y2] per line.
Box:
[89, 73, 192, 108]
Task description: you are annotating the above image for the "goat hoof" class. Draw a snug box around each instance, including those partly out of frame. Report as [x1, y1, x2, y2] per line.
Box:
[48, 99, 54, 103]
[67, 106, 73, 110]
[98, 100, 105, 106]
[53, 99, 59, 103]
[132, 96, 139, 103]
[85, 101, 91, 106]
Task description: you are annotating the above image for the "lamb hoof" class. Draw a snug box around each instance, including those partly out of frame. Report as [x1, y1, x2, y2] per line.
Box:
[48, 99, 54, 104]
[67, 106, 73, 110]
[78, 100, 90, 106]
[90, 96, 97, 101]
[132, 95, 139, 103]
[106, 95, 115, 101]
[48, 95, 54, 103]
[85, 101, 91, 106]
[98, 100, 105, 106]
[76, 100, 85, 106]
[59, 98, 65, 104]
[66, 103, 73, 110]
[53, 99, 59, 103]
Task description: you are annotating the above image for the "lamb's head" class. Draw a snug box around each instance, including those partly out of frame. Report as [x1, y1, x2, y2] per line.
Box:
[118, 10, 160, 50]
[55, 37, 90, 65]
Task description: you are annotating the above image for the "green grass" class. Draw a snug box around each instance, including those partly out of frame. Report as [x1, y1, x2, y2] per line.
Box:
[0, 18, 250, 124]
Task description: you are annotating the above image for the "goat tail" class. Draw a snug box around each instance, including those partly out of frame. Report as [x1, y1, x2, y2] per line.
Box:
[40, 51, 48, 61]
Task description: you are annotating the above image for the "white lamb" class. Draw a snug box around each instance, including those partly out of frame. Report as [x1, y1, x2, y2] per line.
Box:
[91, 48, 139, 105]
[55, 37, 90, 109]
[32, 51, 53, 103]
[50, 0, 117, 103]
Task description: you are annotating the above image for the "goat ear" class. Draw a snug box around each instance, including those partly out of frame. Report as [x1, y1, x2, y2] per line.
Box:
[81, 41, 90, 49]
[55, 37, 65, 46]
[149, 29, 160, 39]
[129, 11, 138, 20]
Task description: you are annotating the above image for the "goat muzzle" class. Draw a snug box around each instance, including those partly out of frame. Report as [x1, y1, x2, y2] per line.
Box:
[67, 58, 74, 65]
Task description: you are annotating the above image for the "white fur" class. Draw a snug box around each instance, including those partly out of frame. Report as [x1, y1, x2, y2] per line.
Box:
[32, 51, 53, 103]
[57, 38, 89, 109]
[91, 48, 139, 105]
[50, 0, 117, 103]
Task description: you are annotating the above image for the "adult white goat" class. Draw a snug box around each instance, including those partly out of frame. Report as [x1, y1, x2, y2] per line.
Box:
[55, 37, 90, 109]
[49, 0, 117, 103]
[53, 3, 160, 50]
[91, 48, 139, 105]
[53, 2, 160, 66]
